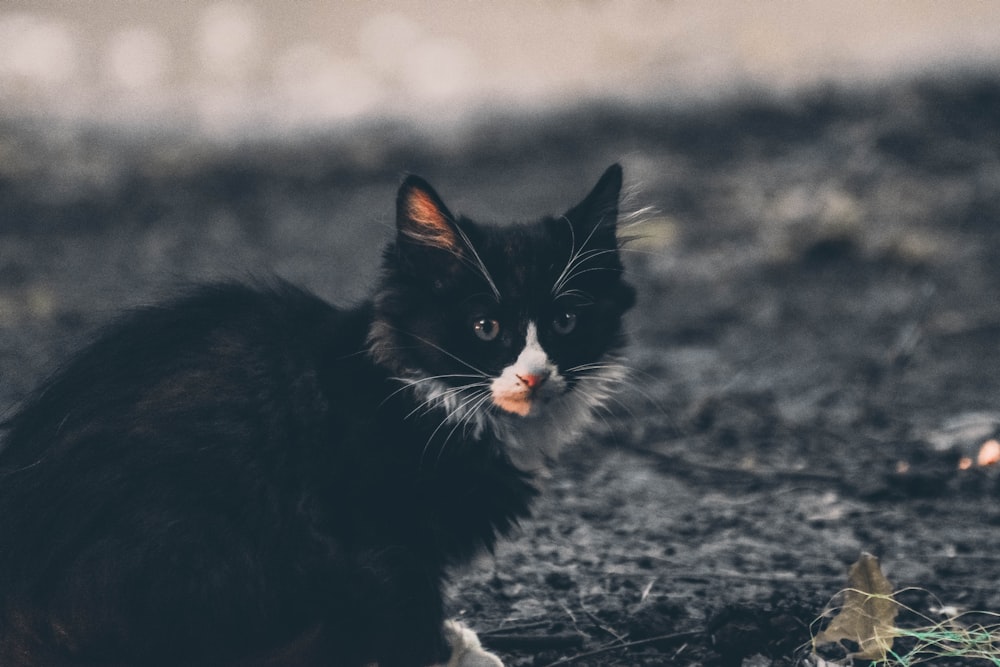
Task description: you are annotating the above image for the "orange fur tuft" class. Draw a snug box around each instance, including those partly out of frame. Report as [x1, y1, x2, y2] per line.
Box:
[403, 189, 459, 252]
[492, 392, 533, 416]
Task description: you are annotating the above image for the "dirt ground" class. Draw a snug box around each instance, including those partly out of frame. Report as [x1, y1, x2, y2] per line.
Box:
[2, 74, 1000, 666]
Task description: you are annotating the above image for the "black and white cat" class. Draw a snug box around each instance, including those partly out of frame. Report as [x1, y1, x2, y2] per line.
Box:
[0, 165, 636, 666]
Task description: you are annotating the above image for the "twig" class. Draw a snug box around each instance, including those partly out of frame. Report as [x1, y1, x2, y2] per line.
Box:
[582, 609, 626, 643]
[478, 620, 551, 636]
[538, 630, 701, 667]
[481, 633, 585, 651]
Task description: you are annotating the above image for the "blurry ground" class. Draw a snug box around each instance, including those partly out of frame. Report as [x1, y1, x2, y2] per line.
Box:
[3, 73, 1000, 666]
[3, 2, 1000, 666]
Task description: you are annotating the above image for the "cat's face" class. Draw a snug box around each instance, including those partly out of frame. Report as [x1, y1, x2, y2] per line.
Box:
[370, 165, 635, 465]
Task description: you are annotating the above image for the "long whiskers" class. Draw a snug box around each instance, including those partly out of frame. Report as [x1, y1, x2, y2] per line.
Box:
[381, 373, 485, 407]
[567, 360, 673, 425]
[379, 324, 491, 377]
[431, 390, 495, 467]
[452, 224, 502, 302]
[405, 381, 491, 421]
[420, 387, 494, 469]
[373, 324, 501, 465]
[551, 213, 624, 299]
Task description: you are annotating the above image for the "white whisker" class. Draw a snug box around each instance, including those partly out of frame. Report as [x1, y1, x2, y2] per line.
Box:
[452, 224, 501, 302]
[433, 390, 494, 466]
[550, 215, 578, 299]
[555, 266, 620, 296]
[383, 373, 485, 405]
[421, 388, 492, 468]
[570, 364, 672, 424]
[551, 219, 623, 298]
[405, 382, 488, 421]
[554, 288, 595, 304]
[380, 324, 490, 377]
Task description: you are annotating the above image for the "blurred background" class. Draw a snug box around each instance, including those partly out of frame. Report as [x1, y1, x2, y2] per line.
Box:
[4, 7, 1000, 663]
[2, 1, 1000, 378]
[3, 0, 1000, 136]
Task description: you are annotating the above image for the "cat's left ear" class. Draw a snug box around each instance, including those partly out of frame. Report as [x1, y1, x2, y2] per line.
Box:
[396, 175, 462, 255]
[564, 163, 623, 247]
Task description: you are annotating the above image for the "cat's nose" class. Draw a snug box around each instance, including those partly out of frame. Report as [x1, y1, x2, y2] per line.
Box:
[517, 372, 548, 390]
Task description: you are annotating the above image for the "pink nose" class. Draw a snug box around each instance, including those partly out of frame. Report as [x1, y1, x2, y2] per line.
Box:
[517, 373, 546, 390]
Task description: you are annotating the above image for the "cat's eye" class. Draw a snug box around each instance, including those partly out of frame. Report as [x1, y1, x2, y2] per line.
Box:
[552, 311, 577, 335]
[473, 318, 501, 341]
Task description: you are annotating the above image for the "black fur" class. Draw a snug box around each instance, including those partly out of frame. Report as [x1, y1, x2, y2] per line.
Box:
[0, 166, 634, 666]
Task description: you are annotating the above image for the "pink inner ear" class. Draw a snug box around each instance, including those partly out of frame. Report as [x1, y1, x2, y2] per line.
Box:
[405, 190, 459, 252]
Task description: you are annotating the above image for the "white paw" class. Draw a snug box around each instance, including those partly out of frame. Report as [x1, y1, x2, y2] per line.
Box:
[440, 620, 504, 667]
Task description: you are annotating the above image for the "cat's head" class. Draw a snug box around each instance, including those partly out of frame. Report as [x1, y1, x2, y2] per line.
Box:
[370, 165, 636, 469]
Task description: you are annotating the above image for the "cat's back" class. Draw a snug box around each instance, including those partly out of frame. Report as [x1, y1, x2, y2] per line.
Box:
[0, 281, 374, 539]
[0, 280, 352, 467]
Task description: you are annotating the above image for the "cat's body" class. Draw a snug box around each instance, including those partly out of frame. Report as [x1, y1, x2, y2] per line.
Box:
[0, 166, 635, 666]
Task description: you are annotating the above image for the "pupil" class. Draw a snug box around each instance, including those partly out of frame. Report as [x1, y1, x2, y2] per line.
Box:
[554, 311, 576, 333]
[475, 318, 498, 340]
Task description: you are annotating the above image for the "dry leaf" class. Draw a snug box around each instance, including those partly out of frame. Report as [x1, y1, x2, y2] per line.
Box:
[813, 552, 898, 661]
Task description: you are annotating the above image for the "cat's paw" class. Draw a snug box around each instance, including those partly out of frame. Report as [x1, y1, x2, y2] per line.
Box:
[440, 620, 504, 667]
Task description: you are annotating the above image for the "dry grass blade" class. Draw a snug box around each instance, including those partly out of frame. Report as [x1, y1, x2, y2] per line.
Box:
[538, 630, 700, 667]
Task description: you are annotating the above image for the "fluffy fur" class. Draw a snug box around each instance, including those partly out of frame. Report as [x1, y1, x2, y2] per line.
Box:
[0, 165, 635, 666]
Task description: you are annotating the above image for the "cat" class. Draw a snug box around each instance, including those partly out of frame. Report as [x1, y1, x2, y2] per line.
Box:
[0, 164, 636, 667]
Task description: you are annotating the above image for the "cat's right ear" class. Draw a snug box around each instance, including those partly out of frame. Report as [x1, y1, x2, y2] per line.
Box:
[396, 175, 461, 255]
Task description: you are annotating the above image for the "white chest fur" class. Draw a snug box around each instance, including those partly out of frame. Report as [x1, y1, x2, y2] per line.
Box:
[397, 322, 628, 475]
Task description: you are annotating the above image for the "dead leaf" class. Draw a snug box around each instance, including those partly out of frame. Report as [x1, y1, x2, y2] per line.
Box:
[813, 552, 899, 661]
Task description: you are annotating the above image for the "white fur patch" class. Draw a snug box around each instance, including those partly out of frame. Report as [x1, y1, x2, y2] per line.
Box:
[438, 620, 504, 667]
[395, 324, 628, 475]
[489, 323, 564, 417]
[493, 357, 627, 474]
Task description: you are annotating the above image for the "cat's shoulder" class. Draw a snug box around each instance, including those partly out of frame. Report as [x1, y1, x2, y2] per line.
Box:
[0, 279, 356, 456]
[149, 279, 338, 321]
[94, 279, 345, 343]
[18, 279, 351, 403]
